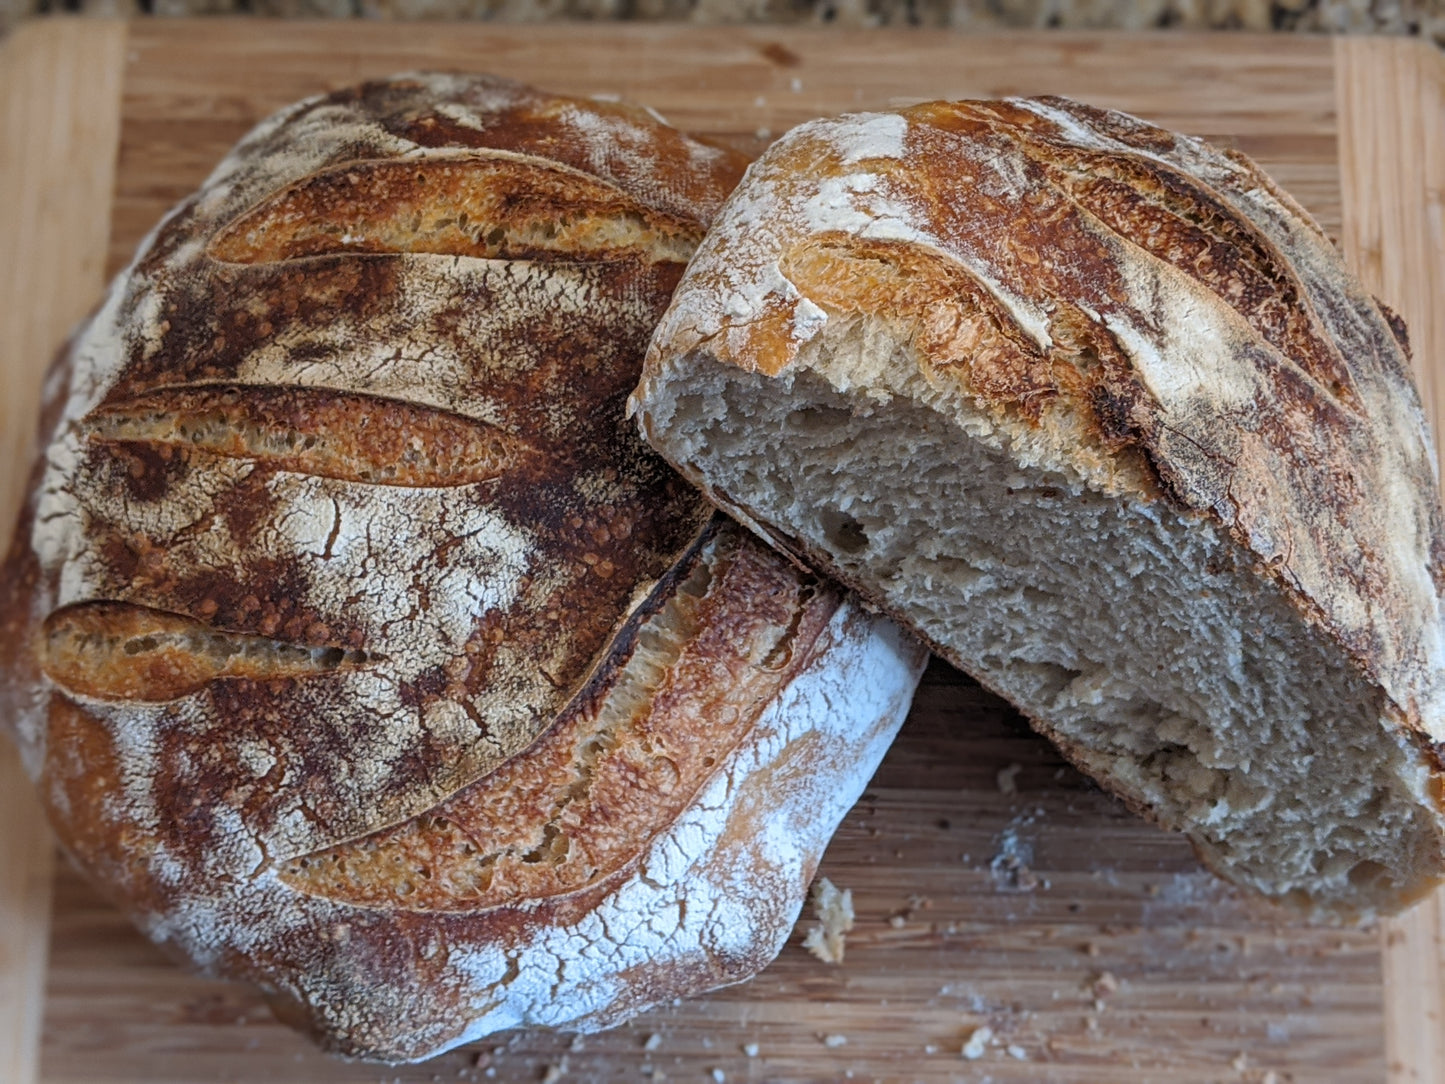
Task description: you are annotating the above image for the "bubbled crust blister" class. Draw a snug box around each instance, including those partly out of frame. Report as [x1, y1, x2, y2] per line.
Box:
[0, 75, 927, 1061]
[637, 96, 1445, 761]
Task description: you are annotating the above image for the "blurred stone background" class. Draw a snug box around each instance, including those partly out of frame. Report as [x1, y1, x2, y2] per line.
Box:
[3, 0, 1442, 49]
[0, 0, 1439, 34]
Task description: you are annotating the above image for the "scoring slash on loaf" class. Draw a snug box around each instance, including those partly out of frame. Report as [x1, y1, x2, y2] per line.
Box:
[633, 96, 1445, 916]
[0, 74, 927, 1062]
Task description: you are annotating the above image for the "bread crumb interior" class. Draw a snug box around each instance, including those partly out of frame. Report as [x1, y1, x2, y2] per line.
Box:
[646, 314, 1441, 914]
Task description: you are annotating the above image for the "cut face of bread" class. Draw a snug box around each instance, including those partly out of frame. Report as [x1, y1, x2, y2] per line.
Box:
[634, 98, 1445, 917]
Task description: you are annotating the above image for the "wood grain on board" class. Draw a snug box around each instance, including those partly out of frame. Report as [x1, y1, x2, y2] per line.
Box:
[1336, 37, 1445, 1084]
[0, 18, 1439, 1083]
[0, 19, 127, 1084]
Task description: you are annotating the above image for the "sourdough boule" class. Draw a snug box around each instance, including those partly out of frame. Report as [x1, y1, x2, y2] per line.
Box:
[0, 74, 927, 1062]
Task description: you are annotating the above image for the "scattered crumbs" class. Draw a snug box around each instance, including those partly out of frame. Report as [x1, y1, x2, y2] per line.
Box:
[540, 1059, 566, 1084]
[741, 1042, 760, 1058]
[990, 829, 1039, 892]
[996, 763, 1023, 795]
[924, 1044, 939, 1054]
[889, 893, 932, 927]
[823, 1034, 848, 1048]
[1007, 1044, 1028, 1061]
[790, 77, 803, 92]
[710, 1069, 726, 1084]
[1088, 970, 1119, 999]
[961, 1025, 993, 1060]
[1231, 1051, 1249, 1073]
[643, 1034, 663, 1052]
[803, 877, 854, 964]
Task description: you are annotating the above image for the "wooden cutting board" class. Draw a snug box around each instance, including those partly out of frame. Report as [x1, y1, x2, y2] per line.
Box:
[1, 18, 1442, 1083]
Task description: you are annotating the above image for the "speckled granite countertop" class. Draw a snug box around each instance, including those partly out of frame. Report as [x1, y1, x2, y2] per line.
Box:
[5, 0, 1442, 44]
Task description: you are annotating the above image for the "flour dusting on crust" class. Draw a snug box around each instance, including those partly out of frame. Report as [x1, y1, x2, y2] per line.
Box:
[0, 74, 927, 1061]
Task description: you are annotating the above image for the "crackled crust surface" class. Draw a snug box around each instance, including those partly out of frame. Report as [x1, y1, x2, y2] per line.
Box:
[0, 75, 926, 1061]
[637, 97, 1445, 755]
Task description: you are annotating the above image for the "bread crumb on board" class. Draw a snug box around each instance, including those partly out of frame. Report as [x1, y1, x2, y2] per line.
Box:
[802, 877, 854, 963]
[990, 829, 1040, 892]
[961, 1025, 993, 1060]
[996, 763, 1022, 795]
[1088, 970, 1120, 999]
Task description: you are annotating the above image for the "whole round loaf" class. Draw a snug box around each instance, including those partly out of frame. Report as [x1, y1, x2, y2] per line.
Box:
[0, 74, 926, 1061]
[633, 96, 1445, 916]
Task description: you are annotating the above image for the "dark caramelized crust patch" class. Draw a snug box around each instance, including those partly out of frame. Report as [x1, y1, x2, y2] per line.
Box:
[902, 99, 1358, 411]
[1041, 153, 1358, 407]
[208, 156, 703, 266]
[279, 531, 839, 911]
[87, 384, 531, 488]
[42, 601, 377, 702]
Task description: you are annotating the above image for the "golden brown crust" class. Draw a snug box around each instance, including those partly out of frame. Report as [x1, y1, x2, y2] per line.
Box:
[0, 74, 927, 1061]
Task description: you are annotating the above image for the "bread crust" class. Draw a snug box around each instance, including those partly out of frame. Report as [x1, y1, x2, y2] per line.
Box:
[0, 75, 926, 1061]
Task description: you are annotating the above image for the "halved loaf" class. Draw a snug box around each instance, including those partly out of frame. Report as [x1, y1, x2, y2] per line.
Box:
[633, 97, 1445, 917]
[0, 75, 926, 1061]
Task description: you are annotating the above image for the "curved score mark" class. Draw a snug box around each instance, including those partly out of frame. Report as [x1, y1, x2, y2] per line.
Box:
[86, 384, 531, 488]
[41, 601, 379, 702]
[207, 155, 703, 265]
[275, 528, 833, 912]
[1034, 147, 1360, 409]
